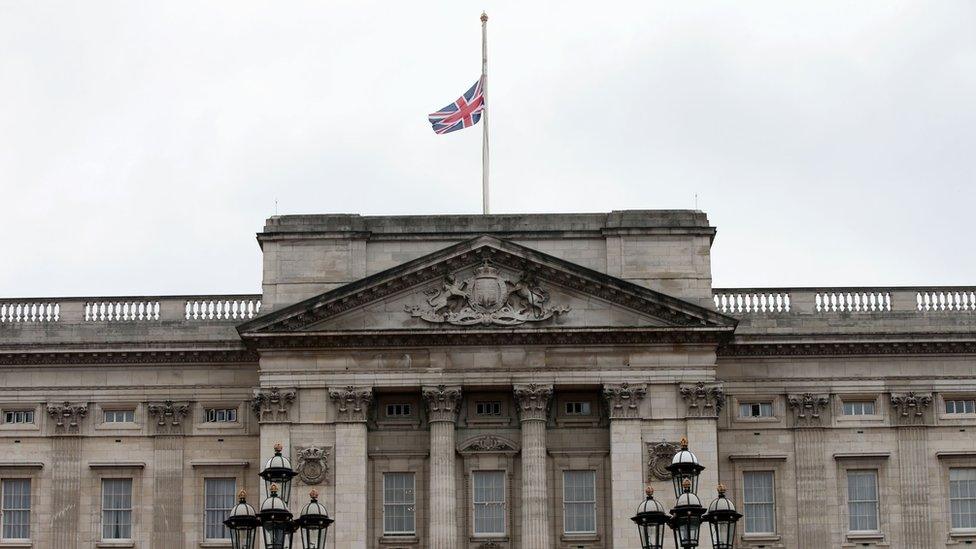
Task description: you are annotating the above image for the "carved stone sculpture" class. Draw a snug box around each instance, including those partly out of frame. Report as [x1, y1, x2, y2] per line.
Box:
[679, 382, 725, 417]
[46, 401, 88, 434]
[251, 387, 297, 423]
[603, 382, 647, 419]
[328, 386, 373, 423]
[405, 260, 570, 326]
[513, 383, 553, 422]
[891, 392, 933, 425]
[422, 385, 462, 423]
[147, 400, 191, 434]
[646, 441, 681, 481]
[787, 393, 830, 426]
[458, 434, 519, 454]
[295, 445, 330, 485]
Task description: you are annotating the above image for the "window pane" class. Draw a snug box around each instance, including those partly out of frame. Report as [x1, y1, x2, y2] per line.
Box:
[563, 470, 596, 534]
[951, 468, 976, 529]
[204, 478, 236, 539]
[473, 471, 506, 535]
[1, 479, 31, 539]
[847, 471, 878, 532]
[743, 471, 775, 533]
[102, 479, 133, 539]
[383, 473, 415, 534]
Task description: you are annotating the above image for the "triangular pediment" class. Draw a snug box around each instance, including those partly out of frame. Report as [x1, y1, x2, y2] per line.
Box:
[238, 236, 736, 347]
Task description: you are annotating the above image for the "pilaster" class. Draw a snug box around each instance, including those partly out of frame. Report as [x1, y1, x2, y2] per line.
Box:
[603, 383, 647, 549]
[788, 394, 830, 549]
[48, 402, 87, 549]
[329, 386, 373, 549]
[679, 384, 722, 549]
[423, 385, 462, 549]
[890, 392, 933, 548]
[514, 383, 553, 549]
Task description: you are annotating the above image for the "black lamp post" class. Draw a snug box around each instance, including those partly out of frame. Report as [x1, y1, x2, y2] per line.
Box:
[259, 442, 299, 504]
[632, 486, 669, 549]
[224, 443, 334, 549]
[702, 484, 742, 549]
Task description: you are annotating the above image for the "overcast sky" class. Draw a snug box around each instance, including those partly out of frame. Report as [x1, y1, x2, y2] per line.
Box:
[1, 1, 974, 298]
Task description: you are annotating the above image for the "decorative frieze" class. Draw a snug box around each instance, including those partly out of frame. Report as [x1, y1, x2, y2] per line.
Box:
[788, 393, 830, 426]
[602, 382, 647, 419]
[251, 387, 297, 423]
[513, 383, 553, 422]
[890, 392, 933, 425]
[328, 386, 373, 423]
[457, 434, 519, 455]
[422, 385, 462, 423]
[679, 382, 725, 417]
[147, 400, 191, 435]
[295, 445, 330, 485]
[646, 440, 681, 481]
[46, 401, 88, 434]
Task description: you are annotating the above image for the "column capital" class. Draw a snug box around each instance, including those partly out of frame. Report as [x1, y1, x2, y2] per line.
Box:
[146, 400, 191, 435]
[328, 386, 373, 423]
[251, 387, 297, 423]
[422, 385, 462, 423]
[787, 393, 830, 427]
[679, 381, 725, 418]
[46, 401, 88, 435]
[602, 382, 647, 419]
[890, 391, 933, 426]
[514, 383, 553, 422]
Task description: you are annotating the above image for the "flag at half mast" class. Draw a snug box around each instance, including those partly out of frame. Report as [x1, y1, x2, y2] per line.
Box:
[427, 77, 485, 134]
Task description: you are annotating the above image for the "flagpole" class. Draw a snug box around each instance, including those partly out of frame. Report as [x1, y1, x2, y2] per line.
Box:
[481, 11, 490, 215]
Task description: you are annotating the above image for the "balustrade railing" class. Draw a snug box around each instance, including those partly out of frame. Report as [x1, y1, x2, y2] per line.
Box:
[0, 295, 261, 324]
[714, 287, 976, 316]
[0, 302, 60, 323]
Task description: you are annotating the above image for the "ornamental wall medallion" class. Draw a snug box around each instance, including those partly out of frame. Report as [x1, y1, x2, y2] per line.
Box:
[646, 441, 681, 481]
[295, 445, 330, 485]
[405, 260, 570, 326]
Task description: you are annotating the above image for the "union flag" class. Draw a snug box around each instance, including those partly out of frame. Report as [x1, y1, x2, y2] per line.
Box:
[428, 77, 485, 135]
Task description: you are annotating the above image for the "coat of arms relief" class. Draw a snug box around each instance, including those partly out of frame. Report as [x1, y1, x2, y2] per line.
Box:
[405, 260, 570, 326]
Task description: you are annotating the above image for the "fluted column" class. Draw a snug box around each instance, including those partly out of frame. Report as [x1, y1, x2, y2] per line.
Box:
[604, 383, 648, 549]
[514, 383, 553, 549]
[423, 385, 462, 549]
[329, 386, 373, 549]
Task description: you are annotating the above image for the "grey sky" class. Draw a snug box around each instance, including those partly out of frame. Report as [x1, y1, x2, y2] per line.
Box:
[1, 1, 974, 297]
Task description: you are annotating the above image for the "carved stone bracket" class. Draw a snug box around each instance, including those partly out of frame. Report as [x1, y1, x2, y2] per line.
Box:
[46, 401, 88, 434]
[328, 386, 373, 423]
[788, 393, 830, 427]
[422, 385, 462, 423]
[251, 387, 297, 423]
[679, 382, 725, 418]
[457, 434, 520, 456]
[890, 392, 933, 425]
[513, 383, 553, 422]
[147, 400, 191, 435]
[295, 445, 331, 485]
[646, 440, 681, 481]
[602, 382, 647, 419]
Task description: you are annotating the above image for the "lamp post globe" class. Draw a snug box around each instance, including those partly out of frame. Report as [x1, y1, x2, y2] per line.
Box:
[295, 489, 334, 549]
[665, 437, 705, 498]
[669, 478, 706, 549]
[632, 486, 669, 549]
[703, 484, 743, 549]
[259, 442, 298, 504]
[257, 483, 296, 549]
[223, 490, 259, 549]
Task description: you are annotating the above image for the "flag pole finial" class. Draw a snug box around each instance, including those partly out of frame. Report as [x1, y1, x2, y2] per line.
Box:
[481, 11, 488, 23]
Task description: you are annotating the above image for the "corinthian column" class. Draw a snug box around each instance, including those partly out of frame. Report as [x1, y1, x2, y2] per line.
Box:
[514, 383, 553, 549]
[603, 383, 647, 549]
[423, 385, 463, 549]
[328, 386, 373, 549]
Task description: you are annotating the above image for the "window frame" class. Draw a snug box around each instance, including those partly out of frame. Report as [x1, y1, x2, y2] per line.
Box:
[846, 469, 880, 533]
[203, 477, 237, 541]
[103, 409, 135, 424]
[842, 401, 877, 416]
[101, 477, 134, 541]
[2, 410, 34, 425]
[385, 403, 413, 417]
[945, 399, 976, 415]
[738, 402, 774, 418]
[382, 471, 416, 536]
[741, 470, 776, 535]
[949, 467, 976, 532]
[562, 469, 597, 535]
[475, 401, 502, 417]
[0, 478, 31, 541]
[472, 470, 507, 537]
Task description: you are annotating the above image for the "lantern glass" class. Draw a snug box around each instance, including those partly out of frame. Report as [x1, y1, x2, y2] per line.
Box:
[671, 512, 703, 549]
[261, 522, 295, 549]
[260, 443, 298, 504]
[301, 524, 328, 549]
[709, 519, 736, 549]
[229, 527, 257, 549]
[669, 465, 704, 499]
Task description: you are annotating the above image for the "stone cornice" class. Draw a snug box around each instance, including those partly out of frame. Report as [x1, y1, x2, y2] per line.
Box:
[513, 383, 553, 422]
[422, 385, 462, 423]
[328, 386, 373, 423]
[0, 347, 257, 366]
[719, 337, 976, 358]
[602, 382, 647, 419]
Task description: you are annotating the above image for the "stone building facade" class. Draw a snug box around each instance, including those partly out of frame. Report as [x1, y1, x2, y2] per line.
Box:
[0, 210, 974, 549]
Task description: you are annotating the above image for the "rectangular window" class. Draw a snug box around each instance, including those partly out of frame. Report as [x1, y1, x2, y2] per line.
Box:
[565, 402, 591, 415]
[383, 472, 415, 535]
[385, 404, 412, 417]
[563, 470, 597, 534]
[205, 408, 238, 423]
[2, 411, 34, 424]
[847, 470, 879, 532]
[475, 401, 502, 416]
[739, 402, 773, 418]
[473, 471, 506, 535]
[1, 479, 30, 540]
[104, 410, 135, 423]
[946, 399, 976, 415]
[102, 478, 133, 540]
[204, 478, 236, 540]
[742, 471, 775, 534]
[843, 401, 876, 416]
[950, 468, 976, 530]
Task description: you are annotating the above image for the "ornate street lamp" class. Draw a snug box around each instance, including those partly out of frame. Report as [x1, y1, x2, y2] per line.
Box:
[260, 442, 298, 504]
[665, 437, 705, 498]
[223, 490, 259, 549]
[632, 486, 669, 549]
[669, 478, 706, 549]
[703, 484, 743, 549]
[295, 489, 334, 549]
[258, 483, 296, 549]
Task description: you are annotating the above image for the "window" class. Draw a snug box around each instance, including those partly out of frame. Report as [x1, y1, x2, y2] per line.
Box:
[104, 410, 135, 423]
[1, 479, 30, 539]
[739, 402, 773, 418]
[946, 399, 976, 415]
[742, 471, 775, 534]
[563, 470, 596, 534]
[565, 402, 591, 415]
[847, 470, 879, 532]
[385, 404, 411, 417]
[473, 471, 506, 535]
[2, 411, 33, 424]
[950, 468, 976, 530]
[843, 401, 876, 416]
[102, 478, 133, 539]
[476, 401, 501, 416]
[204, 478, 236, 539]
[383, 472, 415, 535]
[205, 408, 238, 423]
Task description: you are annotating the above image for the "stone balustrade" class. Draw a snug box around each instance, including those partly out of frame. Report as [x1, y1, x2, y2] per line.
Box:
[714, 287, 976, 316]
[0, 295, 261, 323]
